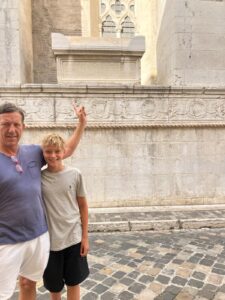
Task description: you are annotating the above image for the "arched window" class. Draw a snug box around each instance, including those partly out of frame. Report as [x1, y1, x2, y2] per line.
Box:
[121, 16, 135, 37]
[102, 15, 116, 37]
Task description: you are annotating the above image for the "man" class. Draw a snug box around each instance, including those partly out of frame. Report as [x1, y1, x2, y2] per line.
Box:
[0, 102, 86, 300]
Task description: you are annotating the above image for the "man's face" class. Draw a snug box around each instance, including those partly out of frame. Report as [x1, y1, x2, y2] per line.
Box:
[0, 112, 25, 149]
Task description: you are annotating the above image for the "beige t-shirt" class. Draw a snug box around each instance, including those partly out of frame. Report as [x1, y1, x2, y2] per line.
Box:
[41, 166, 86, 251]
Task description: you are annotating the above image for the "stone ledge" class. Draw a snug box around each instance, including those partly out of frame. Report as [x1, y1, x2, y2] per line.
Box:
[89, 218, 225, 232]
[89, 221, 130, 232]
[181, 218, 225, 229]
[1, 84, 225, 94]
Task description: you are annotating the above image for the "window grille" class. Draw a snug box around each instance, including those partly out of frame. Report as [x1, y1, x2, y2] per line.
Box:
[100, 0, 136, 37]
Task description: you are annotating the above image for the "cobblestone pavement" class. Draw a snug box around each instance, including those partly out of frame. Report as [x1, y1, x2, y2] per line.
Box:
[11, 228, 225, 300]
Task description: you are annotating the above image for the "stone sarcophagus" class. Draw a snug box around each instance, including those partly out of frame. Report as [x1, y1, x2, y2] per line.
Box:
[51, 33, 145, 84]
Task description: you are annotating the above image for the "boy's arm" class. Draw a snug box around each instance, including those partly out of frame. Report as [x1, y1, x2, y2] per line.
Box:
[77, 196, 89, 256]
[63, 104, 87, 159]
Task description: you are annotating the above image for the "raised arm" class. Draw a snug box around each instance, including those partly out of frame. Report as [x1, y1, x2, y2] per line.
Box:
[63, 103, 87, 159]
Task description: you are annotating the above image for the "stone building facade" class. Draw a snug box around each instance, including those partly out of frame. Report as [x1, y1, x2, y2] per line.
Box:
[1, 0, 225, 208]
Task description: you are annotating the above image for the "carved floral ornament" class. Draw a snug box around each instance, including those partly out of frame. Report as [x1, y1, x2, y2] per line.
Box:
[2, 96, 225, 128]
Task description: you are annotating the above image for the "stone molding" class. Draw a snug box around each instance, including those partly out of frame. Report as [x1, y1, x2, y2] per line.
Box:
[25, 122, 225, 129]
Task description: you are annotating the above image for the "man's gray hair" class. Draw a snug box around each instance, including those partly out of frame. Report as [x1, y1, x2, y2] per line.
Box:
[0, 102, 25, 122]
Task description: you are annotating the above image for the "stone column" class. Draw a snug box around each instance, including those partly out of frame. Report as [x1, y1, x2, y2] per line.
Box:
[135, 0, 158, 85]
[81, 0, 100, 37]
[0, 0, 33, 85]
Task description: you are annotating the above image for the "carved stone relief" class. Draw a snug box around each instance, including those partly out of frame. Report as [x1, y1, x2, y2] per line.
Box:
[0, 97, 54, 122]
[1, 91, 225, 126]
[56, 96, 225, 123]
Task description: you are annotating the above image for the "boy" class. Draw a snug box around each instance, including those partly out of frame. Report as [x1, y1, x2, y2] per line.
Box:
[41, 133, 89, 300]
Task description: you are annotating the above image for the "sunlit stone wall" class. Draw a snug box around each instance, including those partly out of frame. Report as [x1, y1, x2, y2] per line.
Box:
[157, 0, 225, 87]
[1, 85, 225, 208]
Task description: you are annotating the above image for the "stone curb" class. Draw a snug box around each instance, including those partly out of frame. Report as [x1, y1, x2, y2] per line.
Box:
[89, 218, 225, 232]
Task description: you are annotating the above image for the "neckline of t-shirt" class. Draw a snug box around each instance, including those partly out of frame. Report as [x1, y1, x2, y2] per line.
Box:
[0, 146, 21, 158]
[45, 165, 67, 175]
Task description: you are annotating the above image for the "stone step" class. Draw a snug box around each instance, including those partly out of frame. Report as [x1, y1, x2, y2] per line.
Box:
[88, 205, 225, 232]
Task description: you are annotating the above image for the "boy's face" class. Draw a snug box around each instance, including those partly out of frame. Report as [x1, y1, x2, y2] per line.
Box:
[42, 145, 65, 170]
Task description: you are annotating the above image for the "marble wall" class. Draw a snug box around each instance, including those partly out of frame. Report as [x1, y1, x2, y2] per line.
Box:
[1, 85, 225, 208]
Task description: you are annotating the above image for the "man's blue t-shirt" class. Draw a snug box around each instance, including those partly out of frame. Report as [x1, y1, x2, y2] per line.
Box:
[0, 145, 48, 244]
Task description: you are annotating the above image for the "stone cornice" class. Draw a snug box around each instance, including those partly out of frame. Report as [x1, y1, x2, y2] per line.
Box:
[1, 84, 225, 95]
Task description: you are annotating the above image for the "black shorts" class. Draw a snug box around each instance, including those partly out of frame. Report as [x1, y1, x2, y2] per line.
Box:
[43, 243, 89, 293]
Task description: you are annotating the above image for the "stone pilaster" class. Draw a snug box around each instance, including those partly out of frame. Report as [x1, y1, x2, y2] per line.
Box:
[0, 0, 33, 84]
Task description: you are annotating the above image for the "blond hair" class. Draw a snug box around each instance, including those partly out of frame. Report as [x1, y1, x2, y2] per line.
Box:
[42, 133, 65, 149]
